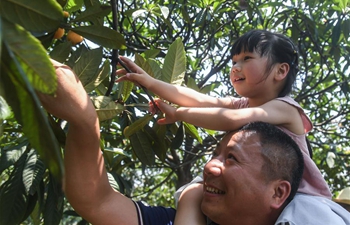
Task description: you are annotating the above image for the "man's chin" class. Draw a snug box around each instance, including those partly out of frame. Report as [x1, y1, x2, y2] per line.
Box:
[201, 201, 215, 220]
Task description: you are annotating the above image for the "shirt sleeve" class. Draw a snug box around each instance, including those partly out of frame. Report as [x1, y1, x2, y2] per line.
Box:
[134, 201, 176, 225]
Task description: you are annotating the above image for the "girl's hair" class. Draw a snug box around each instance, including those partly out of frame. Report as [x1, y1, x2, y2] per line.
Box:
[231, 30, 299, 97]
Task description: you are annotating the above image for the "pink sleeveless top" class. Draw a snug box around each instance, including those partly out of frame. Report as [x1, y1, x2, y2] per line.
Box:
[233, 96, 332, 199]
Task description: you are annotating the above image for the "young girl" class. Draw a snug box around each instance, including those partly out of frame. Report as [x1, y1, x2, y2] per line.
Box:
[116, 29, 332, 224]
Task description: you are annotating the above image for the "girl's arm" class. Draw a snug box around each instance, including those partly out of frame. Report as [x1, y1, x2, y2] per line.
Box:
[116, 56, 231, 108]
[156, 99, 305, 135]
[174, 183, 206, 225]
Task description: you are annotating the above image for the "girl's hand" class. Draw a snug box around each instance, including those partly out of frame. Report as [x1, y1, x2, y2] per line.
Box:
[153, 99, 179, 125]
[115, 56, 154, 89]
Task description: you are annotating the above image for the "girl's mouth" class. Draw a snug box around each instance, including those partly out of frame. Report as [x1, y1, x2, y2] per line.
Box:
[234, 78, 245, 82]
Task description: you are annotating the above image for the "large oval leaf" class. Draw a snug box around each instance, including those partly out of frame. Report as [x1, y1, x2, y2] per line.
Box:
[72, 47, 103, 86]
[129, 130, 155, 166]
[124, 114, 153, 138]
[0, 152, 28, 225]
[44, 178, 64, 225]
[118, 80, 134, 103]
[0, 0, 63, 33]
[72, 5, 111, 22]
[84, 60, 111, 93]
[3, 19, 57, 94]
[162, 37, 186, 85]
[170, 122, 184, 150]
[92, 96, 125, 121]
[1, 45, 63, 183]
[0, 143, 26, 174]
[71, 25, 126, 49]
[22, 149, 45, 195]
[144, 125, 167, 161]
[184, 122, 202, 144]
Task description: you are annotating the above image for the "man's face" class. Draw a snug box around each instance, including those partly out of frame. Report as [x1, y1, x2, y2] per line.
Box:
[201, 131, 275, 224]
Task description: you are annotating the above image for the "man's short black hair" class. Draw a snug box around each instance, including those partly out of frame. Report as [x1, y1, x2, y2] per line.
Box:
[240, 122, 304, 203]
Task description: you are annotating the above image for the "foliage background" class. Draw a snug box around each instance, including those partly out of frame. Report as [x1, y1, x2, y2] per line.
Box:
[0, 0, 349, 224]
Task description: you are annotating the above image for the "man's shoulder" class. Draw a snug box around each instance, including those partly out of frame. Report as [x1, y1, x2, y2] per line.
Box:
[276, 194, 350, 225]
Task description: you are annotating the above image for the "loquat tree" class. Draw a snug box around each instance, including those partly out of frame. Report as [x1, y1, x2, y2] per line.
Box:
[0, 0, 349, 224]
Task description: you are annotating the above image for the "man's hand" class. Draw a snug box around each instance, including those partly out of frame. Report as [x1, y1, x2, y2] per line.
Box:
[37, 60, 96, 125]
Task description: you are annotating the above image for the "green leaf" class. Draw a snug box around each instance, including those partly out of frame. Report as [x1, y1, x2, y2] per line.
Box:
[47, 115, 66, 147]
[107, 172, 120, 191]
[186, 77, 200, 92]
[49, 41, 73, 63]
[43, 178, 64, 225]
[0, 152, 27, 225]
[72, 47, 103, 86]
[183, 122, 202, 143]
[65, 0, 84, 12]
[118, 80, 134, 103]
[159, 5, 170, 18]
[342, 19, 350, 40]
[56, 0, 67, 8]
[148, 58, 162, 80]
[200, 82, 220, 94]
[129, 130, 155, 166]
[143, 49, 161, 59]
[162, 37, 186, 85]
[339, 0, 348, 10]
[84, 60, 111, 93]
[0, 143, 26, 174]
[22, 150, 45, 195]
[135, 54, 155, 78]
[3, 19, 57, 94]
[71, 25, 126, 49]
[170, 123, 184, 150]
[332, 20, 342, 46]
[0, 0, 63, 33]
[0, 16, 2, 55]
[1, 45, 64, 183]
[0, 96, 11, 120]
[92, 96, 125, 121]
[194, 8, 207, 27]
[124, 114, 153, 138]
[144, 125, 167, 161]
[72, 5, 111, 22]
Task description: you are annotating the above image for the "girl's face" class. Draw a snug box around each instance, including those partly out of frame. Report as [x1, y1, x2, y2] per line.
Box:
[230, 51, 274, 99]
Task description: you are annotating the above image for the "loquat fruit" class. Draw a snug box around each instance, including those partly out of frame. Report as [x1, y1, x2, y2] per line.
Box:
[63, 11, 69, 18]
[53, 28, 65, 39]
[67, 30, 84, 45]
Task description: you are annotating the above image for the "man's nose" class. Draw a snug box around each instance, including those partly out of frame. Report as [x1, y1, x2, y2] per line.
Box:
[204, 158, 223, 177]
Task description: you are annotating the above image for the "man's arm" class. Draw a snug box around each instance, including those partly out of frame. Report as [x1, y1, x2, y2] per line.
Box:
[38, 61, 139, 225]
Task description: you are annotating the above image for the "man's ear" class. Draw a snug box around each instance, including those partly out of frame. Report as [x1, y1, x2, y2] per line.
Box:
[274, 63, 289, 81]
[271, 180, 291, 209]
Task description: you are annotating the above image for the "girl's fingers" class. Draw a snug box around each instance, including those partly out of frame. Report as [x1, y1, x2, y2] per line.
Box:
[157, 118, 167, 125]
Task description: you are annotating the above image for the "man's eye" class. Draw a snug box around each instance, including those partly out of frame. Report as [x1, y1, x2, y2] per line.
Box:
[227, 153, 237, 161]
[232, 61, 237, 65]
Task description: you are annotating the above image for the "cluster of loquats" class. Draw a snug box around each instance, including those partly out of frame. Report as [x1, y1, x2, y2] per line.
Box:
[52, 11, 84, 45]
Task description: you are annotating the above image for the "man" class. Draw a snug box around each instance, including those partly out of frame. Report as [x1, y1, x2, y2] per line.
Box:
[38, 60, 350, 225]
